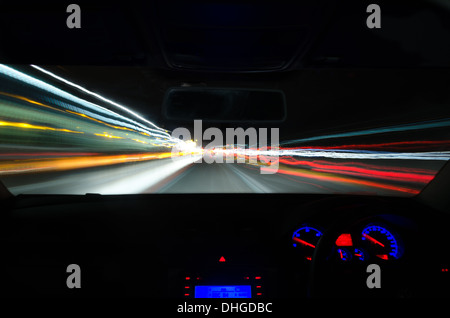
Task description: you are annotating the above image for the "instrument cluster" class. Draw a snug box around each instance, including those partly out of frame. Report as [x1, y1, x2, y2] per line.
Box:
[292, 222, 404, 263]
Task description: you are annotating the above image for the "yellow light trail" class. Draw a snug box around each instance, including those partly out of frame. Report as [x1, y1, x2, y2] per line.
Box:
[0, 120, 83, 134]
[0, 152, 176, 175]
[65, 109, 149, 135]
[0, 92, 161, 140]
[132, 139, 148, 144]
[0, 91, 62, 112]
[94, 132, 124, 139]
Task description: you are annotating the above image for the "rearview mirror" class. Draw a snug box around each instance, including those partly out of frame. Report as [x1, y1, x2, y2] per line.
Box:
[162, 87, 286, 123]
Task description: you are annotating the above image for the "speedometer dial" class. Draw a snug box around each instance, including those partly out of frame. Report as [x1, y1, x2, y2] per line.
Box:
[292, 226, 323, 261]
[361, 225, 402, 260]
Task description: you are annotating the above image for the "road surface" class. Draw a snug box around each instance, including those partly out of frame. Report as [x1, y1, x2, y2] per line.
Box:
[1, 157, 435, 196]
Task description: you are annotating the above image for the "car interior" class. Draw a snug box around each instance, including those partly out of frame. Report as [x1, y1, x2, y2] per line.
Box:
[1, 0, 450, 301]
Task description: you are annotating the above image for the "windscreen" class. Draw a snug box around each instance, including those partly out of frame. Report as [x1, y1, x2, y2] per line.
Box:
[1, 65, 450, 196]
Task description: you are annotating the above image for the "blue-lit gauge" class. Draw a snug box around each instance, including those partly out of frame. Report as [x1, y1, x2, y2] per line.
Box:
[361, 225, 402, 260]
[354, 248, 366, 261]
[337, 248, 351, 262]
[292, 226, 323, 261]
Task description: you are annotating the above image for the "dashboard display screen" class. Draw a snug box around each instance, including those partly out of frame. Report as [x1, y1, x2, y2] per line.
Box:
[194, 285, 251, 298]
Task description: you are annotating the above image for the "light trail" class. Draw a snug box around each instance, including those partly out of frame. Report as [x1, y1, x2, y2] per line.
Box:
[0, 64, 177, 142]
[248, 148, 450, 161]
[277, 158, 435, 183]
[0, 152, 195, 175]
[260, 165, 421, 195]
[31, 65, 167, 133]
[281, 140, 450, 151]
[0, 65, 448, 196]
[280, 118, 450, 146]
[0, 120, 83, 134]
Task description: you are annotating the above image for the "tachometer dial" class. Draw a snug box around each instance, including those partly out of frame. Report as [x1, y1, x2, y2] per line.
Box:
[292, 226, 323, 261]
[361, 225, 402, 260]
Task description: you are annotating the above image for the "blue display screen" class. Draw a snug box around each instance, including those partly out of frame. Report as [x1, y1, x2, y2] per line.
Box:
[194, 285, 252, 298]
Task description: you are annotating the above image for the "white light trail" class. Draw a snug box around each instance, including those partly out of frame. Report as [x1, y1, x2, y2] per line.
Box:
[240, 148, 450, 161]
[31, 65, 166, 133]
[0, 64, 178, 143]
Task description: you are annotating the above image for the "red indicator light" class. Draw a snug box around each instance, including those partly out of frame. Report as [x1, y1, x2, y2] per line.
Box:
[184, 294, 190, 296]
[442, 268, 449, 272]
[335, 233, 353, 247]
[185, 277, 190, 280]
[256, 286, 261, 289]
[196, 277, 200, 280]
[256, 293, 262, 296]
[306, 256, 312, 261]
[244, 277, 249, 280]
[376, 254, 389, 260]
[219, 256, 226, 263]
[184, 286, 190, 289]
[255, 276, 261, 280]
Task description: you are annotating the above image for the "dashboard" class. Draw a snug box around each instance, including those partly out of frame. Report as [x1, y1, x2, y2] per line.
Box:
[2, 193, 450, 298]
[293, 222, 404, 263]
[286, 200, 450, 298]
